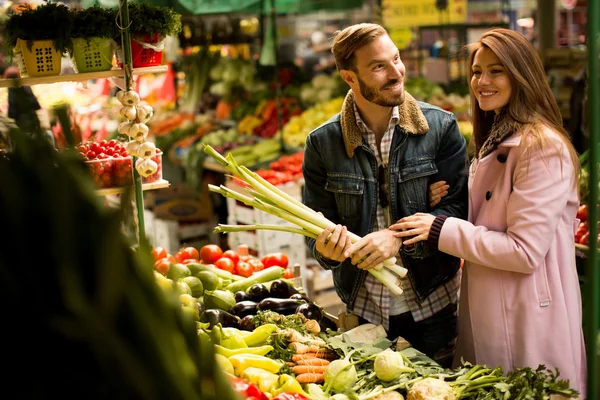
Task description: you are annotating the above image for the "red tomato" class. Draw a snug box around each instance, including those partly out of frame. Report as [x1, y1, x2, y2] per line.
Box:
[222, 250, 240, 266]
[154, 258, 171, 275]
[576, 204, 589, 222]
[215, 257, 235, 273]
[261, 252, 289, 269]
[283, 268, 294, 279]
[235, 260, 254, 277]
[182, 258, 199, 264]
[151, 246, 167, 261]
[247, 258, 264, 272]
[175, 246, 199, 263]
[200, 244, 223, 264]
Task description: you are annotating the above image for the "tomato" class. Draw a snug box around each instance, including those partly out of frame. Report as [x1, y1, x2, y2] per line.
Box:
[577, 204, 589, 222]
[283, 268, 294, 279]
[215, 257, 235, 273]
[222, 250, 240, 266]
[247, 258, 264, 272]
[234, 260, 254, 277]
[200, 244, 223, 264]
[175, 246, 199, 263]
[151, 246, 168, 261]
[154, 258, 171, 275]
[182, 258, 199, 264]
[579, 232, 590, 245]
[261, 252, 289, 269]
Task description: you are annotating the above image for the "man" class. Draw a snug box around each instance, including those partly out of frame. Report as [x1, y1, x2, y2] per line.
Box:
[302, 23, 468, 367]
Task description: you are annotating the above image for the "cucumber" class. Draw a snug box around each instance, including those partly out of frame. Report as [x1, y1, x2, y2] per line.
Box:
[187, 262, 243, 281]
[225, 266, 285, 293]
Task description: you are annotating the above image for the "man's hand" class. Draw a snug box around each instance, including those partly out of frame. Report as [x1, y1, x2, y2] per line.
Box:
[389, 213, 436, 246]
[316, 225, 351, 262]
[343, 230, 402, 270]
[429, 180, 449, 208]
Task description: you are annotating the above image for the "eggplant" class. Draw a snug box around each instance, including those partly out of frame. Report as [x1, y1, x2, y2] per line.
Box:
[269, 279, 299, 298]
[319, 315, 338, 332]
[257, 297, 307, 315]
[239, 315, 256, 331]
[234, 290, 252, 302]
[197, 301, 206, 316]
[200, 309, 240, 329]
[230, 300, 258, 318]
[290, 293, 311, 302]
[296, 302, 323, 321]
[247, 283, 270, 302]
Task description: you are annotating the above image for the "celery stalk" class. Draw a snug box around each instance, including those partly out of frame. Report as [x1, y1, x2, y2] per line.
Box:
[213, 224, 318, 239]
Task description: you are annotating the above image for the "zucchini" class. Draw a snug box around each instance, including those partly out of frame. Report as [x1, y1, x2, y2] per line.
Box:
[187, 262, 243, 282]
[225, 267, 285, 293]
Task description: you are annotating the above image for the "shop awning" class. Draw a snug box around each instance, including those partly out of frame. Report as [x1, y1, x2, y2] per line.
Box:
[80, 0, 364, 15]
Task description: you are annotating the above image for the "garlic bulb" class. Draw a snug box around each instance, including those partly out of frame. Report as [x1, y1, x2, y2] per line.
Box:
[120, 91, 140, 106]
[128, 123, 149, 141]
[116, 90, 126, 103]
[125, 140, 141, 157]
[136, 158, 158, 177]
[138, 141, 156, 159]
[118, 121, 133, 135]
[119, 106, 137, 121]
[136, 105, 154, 124]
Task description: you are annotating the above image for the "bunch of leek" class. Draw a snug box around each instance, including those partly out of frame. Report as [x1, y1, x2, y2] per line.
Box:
[204, 144, 407, 295]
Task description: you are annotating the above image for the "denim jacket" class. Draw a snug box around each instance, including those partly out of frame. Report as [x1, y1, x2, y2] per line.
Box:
[302, 91, 468, 309]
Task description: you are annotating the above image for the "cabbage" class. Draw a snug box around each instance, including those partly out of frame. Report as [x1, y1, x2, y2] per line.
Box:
[374, 349, 411, 382]
[324, 359, 358, 394]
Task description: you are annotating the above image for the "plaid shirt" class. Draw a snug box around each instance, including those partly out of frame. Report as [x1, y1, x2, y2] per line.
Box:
[350, 103, 461, 330]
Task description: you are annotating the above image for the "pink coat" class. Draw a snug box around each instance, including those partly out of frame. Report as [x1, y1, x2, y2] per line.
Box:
[438, 127, 587, 395]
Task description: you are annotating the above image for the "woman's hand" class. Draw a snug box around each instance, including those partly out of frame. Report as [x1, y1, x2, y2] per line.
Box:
[316, 224, 351, 262]
[389, 213, 436, 246]
[429, 180, 449, 208]
[343, 230, 402, 270]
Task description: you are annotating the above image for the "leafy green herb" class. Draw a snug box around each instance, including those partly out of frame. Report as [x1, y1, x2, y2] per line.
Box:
[72, 6, 119, 40]
[3, 2, 74, 56]
[127, 3, 181, 39]
[252, 311, 311, 336]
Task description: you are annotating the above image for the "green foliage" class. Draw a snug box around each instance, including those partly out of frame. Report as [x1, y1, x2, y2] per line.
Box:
[72, 6, 119, 40]
[3, 2, 73, 56]
[127, 3, 182, 39]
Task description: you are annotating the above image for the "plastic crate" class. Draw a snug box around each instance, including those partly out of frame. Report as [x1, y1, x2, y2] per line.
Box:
[18, 39, 61, 77]
[72, 37, 113, 73]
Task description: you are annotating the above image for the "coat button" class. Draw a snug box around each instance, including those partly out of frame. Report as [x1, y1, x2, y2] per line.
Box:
[486, 191, 492, 200]
[497, 154, 508, 163]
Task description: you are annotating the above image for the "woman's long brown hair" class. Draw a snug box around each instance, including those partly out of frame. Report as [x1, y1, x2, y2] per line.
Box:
[467, 28, 579, 174]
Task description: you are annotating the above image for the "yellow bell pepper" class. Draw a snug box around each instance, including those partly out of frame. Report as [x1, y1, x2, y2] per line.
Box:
[242, 367, 279, 393]
[228, 354, 283, 376]
[272, 374, 310, 397]
[214, 344, 273, 358]
[243, 324, 278, 347]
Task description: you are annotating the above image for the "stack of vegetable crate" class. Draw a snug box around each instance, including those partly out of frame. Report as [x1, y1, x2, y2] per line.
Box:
[225, 176, 307, 269]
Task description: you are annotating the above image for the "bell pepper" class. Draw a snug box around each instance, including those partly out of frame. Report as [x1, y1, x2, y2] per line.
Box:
[220, 332, 248, 349]
[215, 344, 274, 358]
[229, 354, 283, 376]
[272, 394, 310, 400]
[243, 367, 280, 393]
[244, 324, 278, 347]
[272, 374, 309, 397]
[230, 376, 269, 400]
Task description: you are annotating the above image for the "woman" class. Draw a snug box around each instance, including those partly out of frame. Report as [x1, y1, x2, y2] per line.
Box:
[390, 28, 586, 394]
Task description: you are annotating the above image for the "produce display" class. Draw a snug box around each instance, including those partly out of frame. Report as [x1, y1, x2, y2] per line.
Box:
[255, 151, 304, 186]
[149, 241, 580, 400]
[574, 203, 598, 246]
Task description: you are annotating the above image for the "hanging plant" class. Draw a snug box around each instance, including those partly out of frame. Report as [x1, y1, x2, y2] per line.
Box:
[71, 6, 119, 41]
[127, 3, 182, 40]
[2, 2, 73, 57]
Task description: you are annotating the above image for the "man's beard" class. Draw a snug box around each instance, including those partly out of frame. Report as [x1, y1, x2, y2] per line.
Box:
[357, 75, 405, 107]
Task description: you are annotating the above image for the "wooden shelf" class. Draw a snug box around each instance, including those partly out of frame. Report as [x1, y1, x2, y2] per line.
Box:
[0, 66, 168, 88]
[96, 179, 170, 196]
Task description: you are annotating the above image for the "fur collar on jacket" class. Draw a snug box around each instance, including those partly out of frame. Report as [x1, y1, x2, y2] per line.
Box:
[478, 107, 523, 158]
[340, 90, 429, 158]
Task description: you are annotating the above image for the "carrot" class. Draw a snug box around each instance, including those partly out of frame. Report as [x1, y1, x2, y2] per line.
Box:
[292, 365, 329, 375]
[292, 351, 337, 362]
[296, 358, 330, 366]
[295, 372, 324, 384]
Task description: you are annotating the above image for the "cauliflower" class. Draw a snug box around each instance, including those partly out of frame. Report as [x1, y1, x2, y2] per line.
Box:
[373, 392, 404, 400]
[374, 349, 414, 381]
[407, 378, 456, 400]
[324, 359, 358, 394]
